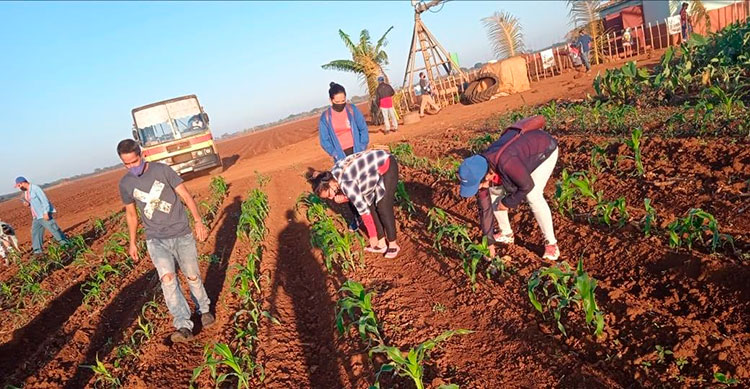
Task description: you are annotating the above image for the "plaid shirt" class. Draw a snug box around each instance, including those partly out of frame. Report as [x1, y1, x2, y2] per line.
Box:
[331, 149, 390, 215]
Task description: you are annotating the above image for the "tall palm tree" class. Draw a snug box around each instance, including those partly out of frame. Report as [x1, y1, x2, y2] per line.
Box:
[482, 11, 526, 59]
[322, 27, 394, 123]
[566, 0, 604, 64]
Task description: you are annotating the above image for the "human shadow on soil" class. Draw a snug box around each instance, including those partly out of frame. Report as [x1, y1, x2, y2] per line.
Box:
[203, 196, 241, 315]
[64, 269, 158, 389]
[266, 210, 354, 388]
[0, 280, 85, 385]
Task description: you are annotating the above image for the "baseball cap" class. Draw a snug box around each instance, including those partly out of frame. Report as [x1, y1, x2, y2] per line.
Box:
[14, 176, 28, 187]
[458, 156, 488, 198]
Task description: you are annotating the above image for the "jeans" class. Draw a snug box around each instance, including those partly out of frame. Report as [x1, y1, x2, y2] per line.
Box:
[367, 156, 399, 242]
[146, 233, 211, 330]
[380, 107, 398, 132]
[490, 148, 558, 245]
[31, 217, 68, 254]
[580, 51, 591, 71]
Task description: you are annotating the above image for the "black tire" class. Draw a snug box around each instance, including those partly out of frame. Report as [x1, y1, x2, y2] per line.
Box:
[460, 79, 482, 105]
[462, 72, 500, 105]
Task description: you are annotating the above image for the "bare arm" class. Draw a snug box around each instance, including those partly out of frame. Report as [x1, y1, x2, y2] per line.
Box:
[175, 183, 208, 241]
[125, 203, 140, 260]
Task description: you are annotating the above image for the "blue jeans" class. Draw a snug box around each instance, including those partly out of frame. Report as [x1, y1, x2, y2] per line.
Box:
[31, 217, 68, 254]
[581, 50, 591, 71]
[146, 233, 210, 330]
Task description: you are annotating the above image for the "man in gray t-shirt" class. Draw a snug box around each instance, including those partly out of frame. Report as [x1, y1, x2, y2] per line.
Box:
[117, 139, 214, 343]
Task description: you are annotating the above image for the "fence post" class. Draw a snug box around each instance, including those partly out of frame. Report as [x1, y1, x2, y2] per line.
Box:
[635, 25, 641, 55]
[533, 54, 541, 82]
[657, 20, 664, 49]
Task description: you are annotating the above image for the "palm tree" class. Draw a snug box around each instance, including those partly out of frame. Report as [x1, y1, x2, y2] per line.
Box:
[566, 0, 604, 65]
[322, 27, 394, 124]
[482, 11, 526, 59]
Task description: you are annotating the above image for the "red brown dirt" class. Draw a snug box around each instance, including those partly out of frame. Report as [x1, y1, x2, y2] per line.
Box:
[1, 54, 748, 388]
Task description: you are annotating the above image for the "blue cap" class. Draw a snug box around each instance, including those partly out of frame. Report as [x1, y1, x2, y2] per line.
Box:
[458, 156, 488, 198]
[14, 176, 28, 186]
[378, 76, 384, 82]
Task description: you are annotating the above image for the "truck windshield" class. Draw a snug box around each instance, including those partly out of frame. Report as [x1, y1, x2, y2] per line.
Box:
[134, 98, 207, 146]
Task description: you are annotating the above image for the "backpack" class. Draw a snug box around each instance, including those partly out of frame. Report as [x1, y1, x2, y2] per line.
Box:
[493, 115, 547, 157]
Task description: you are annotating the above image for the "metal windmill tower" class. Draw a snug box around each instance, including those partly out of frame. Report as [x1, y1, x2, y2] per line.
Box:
[401, 0, 467, 110]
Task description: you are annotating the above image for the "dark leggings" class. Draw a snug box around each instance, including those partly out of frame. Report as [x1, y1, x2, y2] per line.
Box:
[342, 147, 360, 221]
[367, 156, 399, 241]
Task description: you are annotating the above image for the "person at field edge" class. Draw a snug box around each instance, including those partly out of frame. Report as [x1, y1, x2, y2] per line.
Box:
[576, 29, 592, 73]
[623, 27, 633, 57]
[0, 220, 19, 265]
[457, 115, 560, 261]
[680, 2, 692, 41]
[15, 176, 69, 256]
[318, 82, 370, 231]
[375, 76, 398, 134]
[116, 139, 214, 343]
[311, 149, 401, 259]
[418, 72, 441, 117]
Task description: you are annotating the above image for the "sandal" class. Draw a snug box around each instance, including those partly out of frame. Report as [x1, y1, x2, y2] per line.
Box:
[365, 246, 387, 254]
[384, 246, 400, 259]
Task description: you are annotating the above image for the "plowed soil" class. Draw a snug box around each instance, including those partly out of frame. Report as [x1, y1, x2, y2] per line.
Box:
[1, 54, 748, 388]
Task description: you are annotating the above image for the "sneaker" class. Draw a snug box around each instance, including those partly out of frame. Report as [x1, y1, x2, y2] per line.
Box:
[201, 312, 215, 328]
[493, 233, 514, 245]
[543, 244, 560, 261]
[170, 328, 194, 343]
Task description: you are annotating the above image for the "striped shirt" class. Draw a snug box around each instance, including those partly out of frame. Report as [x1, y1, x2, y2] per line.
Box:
[331, 149, 391, 215]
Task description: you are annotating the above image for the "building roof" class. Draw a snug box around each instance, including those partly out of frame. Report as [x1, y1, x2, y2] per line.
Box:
[599, 0, 642, 16]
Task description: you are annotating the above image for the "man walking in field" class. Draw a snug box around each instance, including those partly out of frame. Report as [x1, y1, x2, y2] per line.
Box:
[375, 76, 398, 133]
[116, 139, 214, 343]
[418, 72, 441, 117]
[15, 176, 68, 256]
[576, 29, 593, 73]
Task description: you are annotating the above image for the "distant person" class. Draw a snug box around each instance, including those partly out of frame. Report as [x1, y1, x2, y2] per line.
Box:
[0, 220, 19, 265]
[576, 29, 592, 73]
[375, 76, 398, 134]
[680, 2, 692, 41]
[418, 72, 441, 117]
[457, 115, 560, 261]
[116, 139, 214, 343]
[188, 115, 204, 129]
[311, 149, 401, 258]
[318, 81, 369, 231]
[15, 176, 68, 257]
[623, 28, 633, 57]
[568, 43, 582, 69]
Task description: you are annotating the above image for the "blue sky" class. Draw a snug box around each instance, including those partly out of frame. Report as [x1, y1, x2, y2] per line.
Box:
[0, 1, 570, 195]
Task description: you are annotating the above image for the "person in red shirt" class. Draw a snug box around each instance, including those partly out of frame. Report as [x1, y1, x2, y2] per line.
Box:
[680, 2, 692, 41]
[375, 76, 398, 133]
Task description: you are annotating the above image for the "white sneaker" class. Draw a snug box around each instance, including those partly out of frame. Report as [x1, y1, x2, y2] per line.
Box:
[493, 233, 514, 244]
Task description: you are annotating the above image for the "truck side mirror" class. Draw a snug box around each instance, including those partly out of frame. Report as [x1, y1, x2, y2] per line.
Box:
[132, 129, 140, 141]
[202, 113, 209, 124]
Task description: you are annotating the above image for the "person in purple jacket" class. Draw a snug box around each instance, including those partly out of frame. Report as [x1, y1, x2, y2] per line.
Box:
[457, 115, 560, 261]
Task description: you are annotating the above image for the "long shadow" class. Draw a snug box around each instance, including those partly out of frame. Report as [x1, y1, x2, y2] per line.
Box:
[221, 154, 240, 172]
[0, 280, 85, 385]
[64, 269, 158, 389]
[204, 196, 242, 315]
[266, 210, 351, 388]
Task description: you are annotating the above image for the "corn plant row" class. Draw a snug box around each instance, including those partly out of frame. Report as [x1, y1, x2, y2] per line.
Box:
[83, 296, 165, 388]
[427, 208, 507, 290]
[335, 280, 472, 389]
[297, 192, 365, 273]
[193, 179, 274, 388]
[389, 143, 460, 181]
[554, 169, 733, 253]
[199, 176, 229, 228]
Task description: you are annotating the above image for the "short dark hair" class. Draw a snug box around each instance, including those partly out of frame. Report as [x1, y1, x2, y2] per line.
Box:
[328, 82, 346, 99]
[117, 139, 141, 156]
[579, 29, 585, 34]
[309, 171, 334, 195]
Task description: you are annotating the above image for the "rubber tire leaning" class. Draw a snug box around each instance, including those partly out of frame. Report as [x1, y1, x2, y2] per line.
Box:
[460, 72, 501, 105]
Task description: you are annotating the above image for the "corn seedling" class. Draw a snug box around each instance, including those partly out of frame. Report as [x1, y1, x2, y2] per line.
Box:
[81, 354, 121, 388]
[595, 197, 630, 228]
[427, 208, 470, 254]
[389, 143, 428, 169]
[667, 208, 733, 252]
[369, 329, 473, 389]
[395, 181, 416, 216]
[255, 171, 271, 188]
[468, 133, 494, 152]
[82, 264, 120, 306]
[714, 371, 738, 386]
[199, 253, 221, 264]
[93, 217, 107, 236]
[462, 237, 490, 291]
[554, 170, 602, 216]
[528, 259, 605, 337]
[236, 189, 270, 243]
[642, 198, 657, 236]
[429, 157, 460, 181]
[130, 316, 153, 345]
[624, 127, 644, 176]
[190, 343, 252, 389]
[335, 280, 381, 343]
[590, 143, 610, 173]
[654, 345, 673, 364]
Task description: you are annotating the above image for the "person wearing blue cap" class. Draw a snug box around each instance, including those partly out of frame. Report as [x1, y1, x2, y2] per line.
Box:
[457, 115, 560, 261]
[15, 176, 69, 255]
[375, 76, 398, 134]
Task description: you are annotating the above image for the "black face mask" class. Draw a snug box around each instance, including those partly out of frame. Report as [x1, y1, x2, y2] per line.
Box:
[20, 187, 27, 192]
[331, 103, 346, 112]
